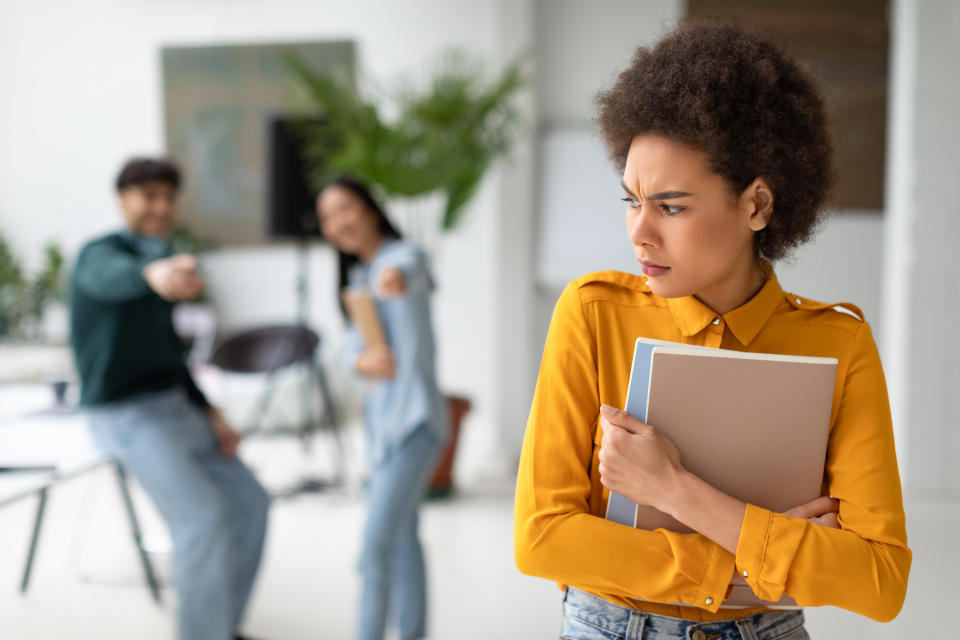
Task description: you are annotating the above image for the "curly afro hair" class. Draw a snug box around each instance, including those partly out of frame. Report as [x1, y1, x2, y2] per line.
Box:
[595, 23, 834, 262]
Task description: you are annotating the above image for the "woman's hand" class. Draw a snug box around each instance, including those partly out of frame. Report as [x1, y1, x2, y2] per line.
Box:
[356, 345, 396, 379]
[206, 407, 242, 458]
[597, 404, 685, 512]
[785, 495, 841, 529]
[377, 267, 407, 298]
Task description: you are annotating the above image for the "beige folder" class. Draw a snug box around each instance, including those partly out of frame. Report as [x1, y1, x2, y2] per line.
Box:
[630, 342, 837, 608]
[342, 289, 387, 348]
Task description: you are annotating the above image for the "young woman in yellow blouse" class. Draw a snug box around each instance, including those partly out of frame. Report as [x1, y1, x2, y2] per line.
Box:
[514, 23, 910, 640]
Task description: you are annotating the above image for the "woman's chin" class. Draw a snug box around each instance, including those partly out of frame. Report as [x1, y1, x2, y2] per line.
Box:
[644, 275, 692, 300]
[334, 237, 364, 255]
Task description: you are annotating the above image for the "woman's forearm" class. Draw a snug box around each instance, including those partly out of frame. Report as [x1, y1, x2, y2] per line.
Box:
[599, 410, 747, 553]
[660, 471, 747, 555]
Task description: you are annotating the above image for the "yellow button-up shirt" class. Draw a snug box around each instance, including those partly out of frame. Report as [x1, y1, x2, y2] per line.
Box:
[514, 269, 910, 622]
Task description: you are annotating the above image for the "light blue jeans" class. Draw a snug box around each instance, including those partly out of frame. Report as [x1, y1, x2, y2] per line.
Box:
[87, 388, 270, 640]
[561, 587, 810, 640]
[357, 423, 443, 640]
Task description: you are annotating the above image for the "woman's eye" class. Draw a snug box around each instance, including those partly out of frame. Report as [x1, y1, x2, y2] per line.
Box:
[621, 196, 641, 209]
[660, 204, 684, 215]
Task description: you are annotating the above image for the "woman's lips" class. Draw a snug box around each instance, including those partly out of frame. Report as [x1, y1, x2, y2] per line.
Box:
[639, 260, 670, 277]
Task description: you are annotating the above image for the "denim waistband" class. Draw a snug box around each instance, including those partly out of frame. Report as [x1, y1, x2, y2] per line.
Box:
[86, 385, 185, 412]
[562, 587, 806, 640]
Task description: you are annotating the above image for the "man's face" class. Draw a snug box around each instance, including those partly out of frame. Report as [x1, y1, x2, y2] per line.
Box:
[117, 181, 178, 237]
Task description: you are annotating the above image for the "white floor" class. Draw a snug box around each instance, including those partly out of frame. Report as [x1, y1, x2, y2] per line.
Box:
[1, 426, 957, 639]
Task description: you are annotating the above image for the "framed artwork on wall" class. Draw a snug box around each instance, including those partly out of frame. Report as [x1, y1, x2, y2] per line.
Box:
[162, 40, 355, 245]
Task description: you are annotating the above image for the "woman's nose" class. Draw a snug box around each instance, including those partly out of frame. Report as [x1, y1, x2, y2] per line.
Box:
[628, 209, 657, 247]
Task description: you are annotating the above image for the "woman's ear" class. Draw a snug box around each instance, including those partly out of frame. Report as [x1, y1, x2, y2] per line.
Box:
[741, 178, 774, 231]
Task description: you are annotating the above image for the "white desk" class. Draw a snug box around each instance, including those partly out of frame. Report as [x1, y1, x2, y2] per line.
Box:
[0, 344, 73, 384]
[0, 385, 160, 601]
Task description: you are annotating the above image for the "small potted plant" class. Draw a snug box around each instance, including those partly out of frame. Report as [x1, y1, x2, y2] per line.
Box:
[0, 233, 67, 343]
[0, 230, 26, 340]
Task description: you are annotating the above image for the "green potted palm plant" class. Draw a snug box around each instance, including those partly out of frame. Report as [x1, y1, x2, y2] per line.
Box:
[283, 49, 528, 495]
[284, 49, 526, 233]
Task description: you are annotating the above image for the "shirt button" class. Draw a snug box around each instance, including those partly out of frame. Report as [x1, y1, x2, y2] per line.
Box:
[795, 297, 803, 305]
[743, 570, 749, 578]
[704, 597, 713, 605]
[711, 317, 721, 326]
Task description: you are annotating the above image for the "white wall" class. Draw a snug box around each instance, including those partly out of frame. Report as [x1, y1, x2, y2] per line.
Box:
[489, 0, 540, 469]
[775, 211, 884, 342]
[0, 0, 520, 480]
[534, 0, 683, 129]
[883, 0, 960, 497]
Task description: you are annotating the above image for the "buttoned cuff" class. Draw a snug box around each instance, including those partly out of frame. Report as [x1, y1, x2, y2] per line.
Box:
[735, 504, 807, 602]
[690, 540, 737, 612]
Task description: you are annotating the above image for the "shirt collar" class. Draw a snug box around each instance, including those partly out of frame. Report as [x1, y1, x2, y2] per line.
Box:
[665, 264, 783, 346]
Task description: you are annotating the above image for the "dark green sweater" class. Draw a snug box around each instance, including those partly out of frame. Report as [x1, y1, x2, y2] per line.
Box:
[70, 232, 209, 408]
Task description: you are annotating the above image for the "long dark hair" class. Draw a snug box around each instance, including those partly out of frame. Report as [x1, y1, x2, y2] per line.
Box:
[319, 177, 402, 320]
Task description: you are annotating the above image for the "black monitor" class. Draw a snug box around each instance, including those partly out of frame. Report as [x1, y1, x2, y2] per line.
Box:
[266, 116, 325, 238]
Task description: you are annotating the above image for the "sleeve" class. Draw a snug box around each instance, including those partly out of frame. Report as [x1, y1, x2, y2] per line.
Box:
[163, 312, 210, 410]
[734, 322, 911, 622]
[179, 361, 210, 409]
[378, 245, 432, 298]
[72, 242, 154, 303]
[514, 281, 736, 611]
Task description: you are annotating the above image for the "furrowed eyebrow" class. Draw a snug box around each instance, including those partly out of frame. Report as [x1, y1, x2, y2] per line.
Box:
[647, 191, 693, 200]
[620, 181, 693, 201]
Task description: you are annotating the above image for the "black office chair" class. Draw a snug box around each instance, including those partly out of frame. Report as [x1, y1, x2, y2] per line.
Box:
[210, 324, 345, 495]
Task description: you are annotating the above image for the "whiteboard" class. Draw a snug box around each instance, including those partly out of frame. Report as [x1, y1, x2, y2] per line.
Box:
[536, 128, 642, 288]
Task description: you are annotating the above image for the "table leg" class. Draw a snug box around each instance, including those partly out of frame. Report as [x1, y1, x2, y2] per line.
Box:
[114, 463, 162, 605]
[20, 487, 48, 593]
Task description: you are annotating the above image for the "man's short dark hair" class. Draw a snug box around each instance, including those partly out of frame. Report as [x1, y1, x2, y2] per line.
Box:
[595, 23, 834, 262]
[115, 157, 182, 192]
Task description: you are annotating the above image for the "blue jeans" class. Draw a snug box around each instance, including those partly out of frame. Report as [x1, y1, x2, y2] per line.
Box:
[357, 423, 443, 640]
[561, 587, 810, 640]
[87, 388, 270, 640]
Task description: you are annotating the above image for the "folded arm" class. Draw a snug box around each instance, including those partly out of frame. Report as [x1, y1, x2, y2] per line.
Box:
[733, 323, 910, 621]
[598, 322, 911, 621]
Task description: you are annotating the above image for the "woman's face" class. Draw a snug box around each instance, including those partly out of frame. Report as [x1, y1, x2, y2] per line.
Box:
[621, 134, 770, 312]
[317, 185, 381, 256]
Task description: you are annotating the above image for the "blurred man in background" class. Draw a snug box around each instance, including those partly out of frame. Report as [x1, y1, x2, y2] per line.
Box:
[70, 157, 269, 640]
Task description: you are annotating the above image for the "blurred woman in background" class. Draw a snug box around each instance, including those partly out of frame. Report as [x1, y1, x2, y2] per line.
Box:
[317, 177, 447, 640]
